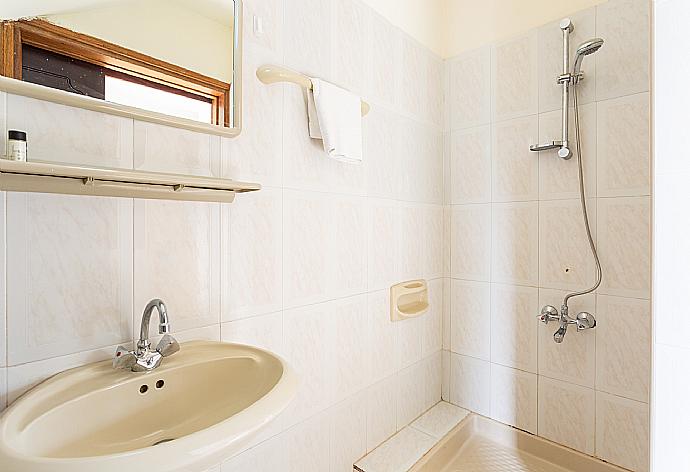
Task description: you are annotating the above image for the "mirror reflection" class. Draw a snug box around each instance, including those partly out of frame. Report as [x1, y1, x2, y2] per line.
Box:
[1, 0, 238, 127]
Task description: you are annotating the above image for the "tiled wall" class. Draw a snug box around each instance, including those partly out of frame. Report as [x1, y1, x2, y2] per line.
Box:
[441, 0, 651, 470]
[652, 0, 690, 470]
[0, 0, 444, 470]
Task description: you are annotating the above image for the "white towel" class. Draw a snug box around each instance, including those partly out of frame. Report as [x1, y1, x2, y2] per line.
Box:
[307, 78, 363, 164]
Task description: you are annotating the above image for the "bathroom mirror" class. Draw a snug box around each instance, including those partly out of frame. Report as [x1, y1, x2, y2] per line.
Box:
[0, 0, 242, 137]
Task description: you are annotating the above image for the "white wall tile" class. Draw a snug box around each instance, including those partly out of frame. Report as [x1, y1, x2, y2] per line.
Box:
[538, 103, 597, 201]
[283, 0, 332, 76]
[396, 361, 426, 428]
[450, 125, 491, 204]
[491, 202, 539, 286]
[369, 12, 402, 110]
[537, 8, 596, 113]
[449, 353, 491, 416]
[492, 32, 539, 121]
[366, 374, 398, 452]
[7, 194, 133, 365]
[6, 94, 133, 168]
[332, 295, 370, 402]
[220, 311, 283, 354]
[368, 290, 398, 383]
[424, 207, 445, 280]
[411, 401, 469, 439]
[400, 38, 428, 119]
[492, 115, 539, 202]
[355, 426, 435, 472]
[283, 413, 331, 472]
[328, 391, 368, 472]
[538, 377, 595, 455]
[134, 200, 220, 333]
[333, 0, 371, 96]
[365, 108, 402, 200]
[133, 121, 220, 176]
[595, 391, 649, 472]
[221, 434, 286, 472]
[0, 192, 5, 368]
[597, 196, 651, 298]
[538, 199, 597, 292]
[597, 93, 650, 197]
[448, 47, 491, 130]
[595, 0, 650, 101]
[450, 279, 491, 360]
[538, 289, 595, 388]
[223, 188, 282, 321]
[596, 295, 650, 402]
[490, 284, 538, 373]
[490, 364, 537, 433]
[421, 279, 443, 358]
[368, 199, 400, 291]
[451, 204, 491, 281]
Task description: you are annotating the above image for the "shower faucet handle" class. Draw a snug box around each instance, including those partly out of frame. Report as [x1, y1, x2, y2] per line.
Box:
[539, 305, 560, 324]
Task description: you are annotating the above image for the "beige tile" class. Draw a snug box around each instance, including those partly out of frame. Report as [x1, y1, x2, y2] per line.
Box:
[539, 199, 597, 292]
[221, 434, 286, 472]
[422, 279, 443, 358]
[368, 199, 400, 291]
[366, 375, 398, 452]
[595, 392, 649, 471]
[332, 296, 371, 403]
[492, 32, 539, 121]
[6, 94, 133, 168]
[538, 8, 596, 112]
[597, 196, 651, 298]
[597, 93, 650, 197]
[400, 37, 428, 119]
[450, 125, 491, 204]
[7, 194, 133, 365]
[490, 284, 539, 373]
[448, 46, 491, 130]
[538, 103, 597, 201]
[449, 353, 491, 416]
[595, 0, 650, 101]
[365, 108, 402, 200]
[538, 377, 595, 455]
[223, 188, 282, 321]
[538, 289, 596, 388]
[411, 401, 469, 439]
[355, 426, 436, 472]
[492, 115, 539, 202]
[491, 202, 539, 286]
[596, 295, 650, 402]
[490, 364, 538, 434]
[451, 204, 491, 281]
[134, 200, 220, 333]
[424, 207, 445, 280]
[450, 279, 491, 361]
[133, 121, 220, 176]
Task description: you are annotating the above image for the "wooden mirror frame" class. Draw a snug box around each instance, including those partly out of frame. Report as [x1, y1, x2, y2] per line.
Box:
[0, 1, 242, 137]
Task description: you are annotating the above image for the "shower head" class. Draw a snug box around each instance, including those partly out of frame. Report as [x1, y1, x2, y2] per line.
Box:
[572, 38, 604, 76]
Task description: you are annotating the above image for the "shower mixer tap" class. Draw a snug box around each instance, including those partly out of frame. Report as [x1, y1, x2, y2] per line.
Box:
[539, 304, 597, 343]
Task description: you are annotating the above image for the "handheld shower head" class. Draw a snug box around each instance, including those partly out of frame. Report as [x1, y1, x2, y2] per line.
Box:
[572, 38, 604, 76]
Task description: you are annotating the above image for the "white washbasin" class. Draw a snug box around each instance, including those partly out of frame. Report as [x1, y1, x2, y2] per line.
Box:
[0, 341, 297, 472]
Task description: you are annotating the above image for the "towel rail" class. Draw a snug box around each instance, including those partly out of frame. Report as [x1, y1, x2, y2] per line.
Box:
[256, 64, 370, 116]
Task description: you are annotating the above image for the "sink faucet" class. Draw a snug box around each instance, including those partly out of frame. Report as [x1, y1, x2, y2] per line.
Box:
[113, 299, 180, 372]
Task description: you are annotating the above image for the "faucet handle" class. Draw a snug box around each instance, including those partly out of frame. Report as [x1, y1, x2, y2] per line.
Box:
[539, 305, 560, 324]
[156, 334, 180, 358]
[113, 346, 137, 369]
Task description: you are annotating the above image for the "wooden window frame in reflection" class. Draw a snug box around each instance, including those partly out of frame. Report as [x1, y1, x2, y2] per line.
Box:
[0, 19, 231, 126]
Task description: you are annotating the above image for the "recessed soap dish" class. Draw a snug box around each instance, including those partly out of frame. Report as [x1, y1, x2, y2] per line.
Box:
[390, 279, 429, 321]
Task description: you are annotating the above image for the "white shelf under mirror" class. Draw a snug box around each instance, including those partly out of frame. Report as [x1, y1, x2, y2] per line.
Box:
[0, 160, 260, 203]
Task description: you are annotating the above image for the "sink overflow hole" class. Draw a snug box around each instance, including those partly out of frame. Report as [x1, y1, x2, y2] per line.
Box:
[153, 438, 176, 446]
[156, 380, 165, 389]
[139, 384, 148, 394]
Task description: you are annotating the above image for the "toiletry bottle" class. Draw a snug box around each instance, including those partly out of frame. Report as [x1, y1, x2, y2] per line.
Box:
[7, 130, 27, 162]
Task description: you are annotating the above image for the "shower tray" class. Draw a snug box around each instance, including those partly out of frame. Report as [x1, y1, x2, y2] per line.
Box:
[410, 414, 629, 472]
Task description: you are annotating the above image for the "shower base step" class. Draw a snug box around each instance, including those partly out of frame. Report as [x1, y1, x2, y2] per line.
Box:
[411, 414, 629, 472]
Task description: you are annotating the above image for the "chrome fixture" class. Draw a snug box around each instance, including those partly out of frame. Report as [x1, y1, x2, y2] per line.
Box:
[113, 299, 180, 372]
[535, 20, 604, 344]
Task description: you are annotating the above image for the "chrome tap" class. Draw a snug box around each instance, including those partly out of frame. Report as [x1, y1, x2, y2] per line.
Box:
[113, 299, 180, 372]
[539, 303, 596, 343]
